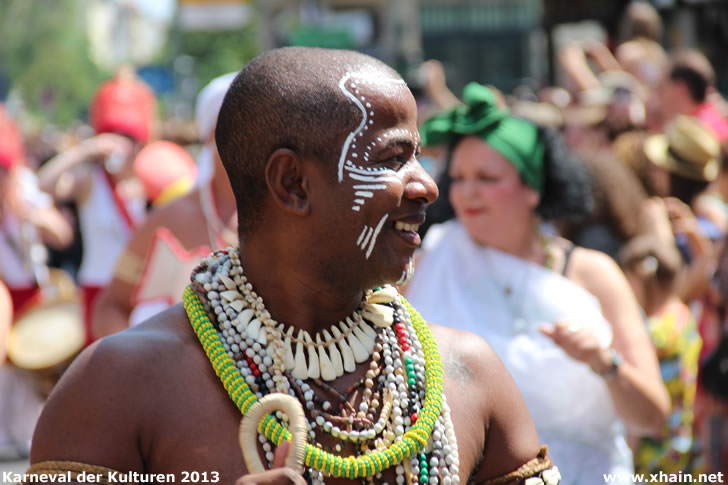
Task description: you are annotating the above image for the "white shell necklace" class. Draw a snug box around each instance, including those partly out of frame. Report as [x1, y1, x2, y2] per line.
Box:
[192, 248, 398, 391]
[189, 248, 462, 485]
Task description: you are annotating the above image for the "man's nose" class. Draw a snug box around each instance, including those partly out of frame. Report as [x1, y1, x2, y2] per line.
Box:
[404, 161, 439, 205]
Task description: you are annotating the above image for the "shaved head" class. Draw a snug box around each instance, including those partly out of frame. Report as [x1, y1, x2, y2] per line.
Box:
[215, 47, 403, 237]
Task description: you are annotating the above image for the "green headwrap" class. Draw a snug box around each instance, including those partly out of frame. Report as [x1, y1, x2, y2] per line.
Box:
[421, 82, 545, 194]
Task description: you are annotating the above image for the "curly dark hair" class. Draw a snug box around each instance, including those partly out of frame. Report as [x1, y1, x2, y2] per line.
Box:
[419, 124, 594, 237]
[560, 149, 648, 258]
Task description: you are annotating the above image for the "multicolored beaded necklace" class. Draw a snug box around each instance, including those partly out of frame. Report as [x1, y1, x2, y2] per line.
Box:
[185, 247, 461, 484]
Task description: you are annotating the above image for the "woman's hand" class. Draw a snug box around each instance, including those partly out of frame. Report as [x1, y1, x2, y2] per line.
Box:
[539, 319, 612, 375]
[664, 197, 713, 258]
[235, 441, 306, 485]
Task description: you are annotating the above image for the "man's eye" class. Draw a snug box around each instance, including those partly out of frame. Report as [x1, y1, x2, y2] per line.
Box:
[381, 157, 406, 170]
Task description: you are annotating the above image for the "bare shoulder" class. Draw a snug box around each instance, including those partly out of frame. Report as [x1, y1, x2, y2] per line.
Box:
[427, 323, 542, 482]
[31, 304, 196, 470]
[564, 246, 645, 341]
[428, 323, 505, 392]
[569, 246, 620, 275]
[428, 322, 534, 420]
[567, 246, 628, 295]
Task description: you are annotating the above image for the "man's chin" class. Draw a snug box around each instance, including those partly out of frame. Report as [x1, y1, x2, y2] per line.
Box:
[391, 257, 415, 287]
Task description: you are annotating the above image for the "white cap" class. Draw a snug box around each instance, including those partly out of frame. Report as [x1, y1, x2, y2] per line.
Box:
[194, 72, 237, 186]
[195, 72, 237, 143]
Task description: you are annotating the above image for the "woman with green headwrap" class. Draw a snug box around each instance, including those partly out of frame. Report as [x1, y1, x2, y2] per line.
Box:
[405, 83, 669, 484]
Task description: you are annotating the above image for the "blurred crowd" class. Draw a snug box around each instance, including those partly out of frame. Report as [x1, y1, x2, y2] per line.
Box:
[2, 1, 728, 483]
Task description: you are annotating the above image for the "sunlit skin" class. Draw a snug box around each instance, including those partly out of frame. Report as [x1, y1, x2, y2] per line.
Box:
[623, 268, 648, 310]
[29, 56, 546, 485]
[342, 79, 436, 283]
[448, 136, 541, 259]
[297, 76, 438, 298]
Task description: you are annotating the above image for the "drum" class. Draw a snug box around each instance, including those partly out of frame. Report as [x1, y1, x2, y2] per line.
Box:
[6, 269, 85, 397]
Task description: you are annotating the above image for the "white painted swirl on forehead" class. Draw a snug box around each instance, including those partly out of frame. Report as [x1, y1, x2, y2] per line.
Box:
[338, 71, 413, 265]
[337, 71, 407, 183]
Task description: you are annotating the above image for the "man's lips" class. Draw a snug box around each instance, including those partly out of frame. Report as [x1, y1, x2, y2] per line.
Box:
[391, 220, 421, 247]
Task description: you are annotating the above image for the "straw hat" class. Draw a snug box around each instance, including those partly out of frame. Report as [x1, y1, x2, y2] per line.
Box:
[511, 101, 564, 129]
[643, 115, 720, 182]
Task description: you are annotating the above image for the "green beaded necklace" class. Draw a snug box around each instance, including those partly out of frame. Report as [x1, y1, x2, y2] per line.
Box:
[183, 285, 445, 479]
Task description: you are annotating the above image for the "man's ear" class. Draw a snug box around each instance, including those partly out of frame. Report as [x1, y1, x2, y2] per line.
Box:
[265, 148, 310, 216]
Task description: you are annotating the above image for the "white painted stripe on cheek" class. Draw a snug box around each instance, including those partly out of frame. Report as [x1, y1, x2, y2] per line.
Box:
[346, 166, 397, 176]
[348, 173, 399, 183]
[360, 226, 374, 249]
[355, 191, 374, 198]
[365, 214, 389, 260]
[356, 226, 368, 246]
[353, 184, 387, 190]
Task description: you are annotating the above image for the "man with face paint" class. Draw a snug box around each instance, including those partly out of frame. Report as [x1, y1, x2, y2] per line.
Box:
[27, 48, 559, 485]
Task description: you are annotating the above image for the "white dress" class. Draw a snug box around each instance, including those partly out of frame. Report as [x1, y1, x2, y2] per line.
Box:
[406, 221, 634, 484]
[77, 166, 145, 287]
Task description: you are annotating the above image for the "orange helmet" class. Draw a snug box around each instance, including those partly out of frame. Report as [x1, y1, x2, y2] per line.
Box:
[0, 105, 25, 171]
[133, 141, 197, 206]
[90, 74, 156, 144]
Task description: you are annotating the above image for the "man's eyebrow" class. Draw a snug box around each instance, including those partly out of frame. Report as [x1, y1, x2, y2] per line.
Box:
[378, 136, 421, 152]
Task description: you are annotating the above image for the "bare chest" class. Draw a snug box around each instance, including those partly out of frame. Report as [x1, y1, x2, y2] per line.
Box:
[141, 370, 412, 484]
[137, 327, 485, 485]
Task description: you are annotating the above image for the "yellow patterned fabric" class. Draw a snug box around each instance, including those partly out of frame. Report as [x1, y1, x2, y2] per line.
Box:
[635, 303, 703, 475]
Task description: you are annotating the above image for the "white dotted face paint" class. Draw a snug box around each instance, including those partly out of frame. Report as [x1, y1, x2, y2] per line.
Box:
[337, 71, 407, 184]
[337, 71, 415, 260]
[342, 126, 418, 215]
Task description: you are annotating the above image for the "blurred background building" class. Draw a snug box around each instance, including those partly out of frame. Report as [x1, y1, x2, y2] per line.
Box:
[1, 0, 727, 130]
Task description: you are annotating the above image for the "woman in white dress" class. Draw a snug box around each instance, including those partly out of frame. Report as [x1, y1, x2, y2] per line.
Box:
[406, 83, 670, 484]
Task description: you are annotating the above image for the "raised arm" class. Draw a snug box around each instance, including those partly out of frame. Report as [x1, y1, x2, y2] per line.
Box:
[91, 203, 180, 339]
[90, 241, 149, 340]
[36, 133, 134, 202]
[558, 248, 670, 434]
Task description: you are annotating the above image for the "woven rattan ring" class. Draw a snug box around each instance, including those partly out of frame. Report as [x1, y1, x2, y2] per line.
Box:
[238, 393, 308, 474]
